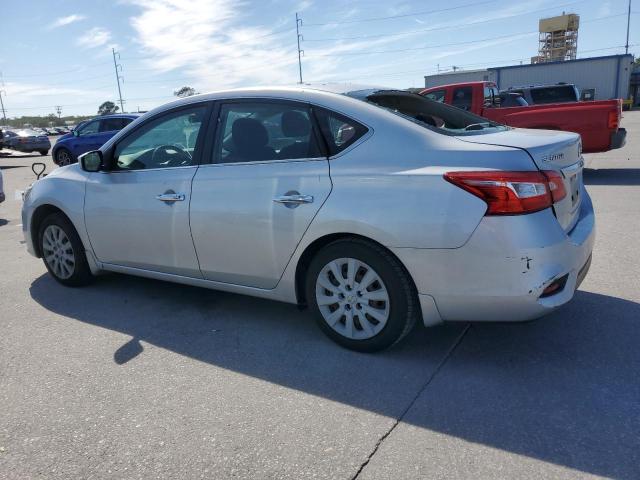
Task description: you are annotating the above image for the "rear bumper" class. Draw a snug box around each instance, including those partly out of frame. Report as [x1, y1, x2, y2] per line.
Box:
[393, 188, 595, 326]
[610, 128, 627, 150]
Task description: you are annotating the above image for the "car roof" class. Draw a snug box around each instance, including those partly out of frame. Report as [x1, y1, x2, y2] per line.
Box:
[92, 113, 141, 120]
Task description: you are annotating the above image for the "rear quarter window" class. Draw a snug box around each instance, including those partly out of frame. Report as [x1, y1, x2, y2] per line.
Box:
[314, 107, 368, 156]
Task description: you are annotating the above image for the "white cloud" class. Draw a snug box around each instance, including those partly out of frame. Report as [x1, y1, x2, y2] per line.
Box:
[50, 14, 86, 29]
[76, 27, 112, 49]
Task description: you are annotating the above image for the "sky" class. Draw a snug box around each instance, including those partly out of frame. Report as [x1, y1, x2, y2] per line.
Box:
[0, 0, 638, 117]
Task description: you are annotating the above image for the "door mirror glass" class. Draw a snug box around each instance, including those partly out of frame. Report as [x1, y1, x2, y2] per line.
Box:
[80, 150, 102, 172]
[73, 129, 80, 137]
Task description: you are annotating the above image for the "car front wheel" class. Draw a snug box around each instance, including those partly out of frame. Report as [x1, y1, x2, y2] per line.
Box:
[38, 213, 93, 286]
[55, 148, 73, 166]
[306, 238, 418, 352]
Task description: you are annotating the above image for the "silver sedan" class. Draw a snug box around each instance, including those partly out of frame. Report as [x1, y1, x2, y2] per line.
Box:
[21, 86, 594, 351]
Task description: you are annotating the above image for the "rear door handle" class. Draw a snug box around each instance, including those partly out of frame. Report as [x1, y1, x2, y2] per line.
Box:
[273, 194, 314, 206]
[156, 192, 185, 202]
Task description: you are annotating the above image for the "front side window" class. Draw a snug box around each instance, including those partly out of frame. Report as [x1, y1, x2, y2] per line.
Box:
[215, 102, 322, 163]
[78, 120, 100, 136]
[424, 89, 445, 103]
[113, 105, 206, 170]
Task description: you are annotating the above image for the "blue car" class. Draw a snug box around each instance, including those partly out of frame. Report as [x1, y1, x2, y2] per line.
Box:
[52, 114, 139, 166]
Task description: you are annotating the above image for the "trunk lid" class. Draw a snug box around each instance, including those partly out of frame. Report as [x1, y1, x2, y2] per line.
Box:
[456, 128, 584, 232]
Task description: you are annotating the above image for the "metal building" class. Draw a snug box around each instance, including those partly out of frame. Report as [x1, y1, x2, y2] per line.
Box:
[423, 54, 634, 101]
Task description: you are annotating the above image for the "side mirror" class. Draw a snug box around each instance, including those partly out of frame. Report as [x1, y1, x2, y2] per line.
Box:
[73, 130, 80, 137]
[79, 150, 102, 172]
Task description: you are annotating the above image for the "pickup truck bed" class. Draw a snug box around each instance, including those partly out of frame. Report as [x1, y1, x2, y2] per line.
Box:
[420, 82, 626, 153]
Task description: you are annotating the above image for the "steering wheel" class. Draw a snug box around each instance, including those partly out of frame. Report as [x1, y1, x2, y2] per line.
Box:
[150, 144, 191, 167]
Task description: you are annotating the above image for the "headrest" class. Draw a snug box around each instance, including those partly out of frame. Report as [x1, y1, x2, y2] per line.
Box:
[232, 117, 269, 148]
[281, 111, 310, 137]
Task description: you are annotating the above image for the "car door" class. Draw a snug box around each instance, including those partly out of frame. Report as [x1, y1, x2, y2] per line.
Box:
[84, 103, 211, 277]
[72, 119, 103, 155]
[189, 99, 332, 289]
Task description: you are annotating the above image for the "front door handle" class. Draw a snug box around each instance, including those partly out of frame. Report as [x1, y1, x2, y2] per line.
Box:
[273, 194, 314, 207]
[156, 192, 185, 202]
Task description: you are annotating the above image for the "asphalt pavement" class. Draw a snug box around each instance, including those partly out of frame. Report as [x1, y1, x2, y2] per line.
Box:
[1, 117, 639, 479]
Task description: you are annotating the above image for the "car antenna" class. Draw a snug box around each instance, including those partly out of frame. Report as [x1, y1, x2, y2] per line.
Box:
[31, 162, 46, 180]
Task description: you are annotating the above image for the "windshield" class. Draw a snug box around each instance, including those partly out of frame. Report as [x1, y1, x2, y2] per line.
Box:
[349, 89, 509, 136]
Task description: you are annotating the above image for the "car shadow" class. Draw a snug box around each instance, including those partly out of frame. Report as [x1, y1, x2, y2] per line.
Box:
[583, 168, 640, 186]
[29, 273, 640, 479]
[0, 219, 8, 227]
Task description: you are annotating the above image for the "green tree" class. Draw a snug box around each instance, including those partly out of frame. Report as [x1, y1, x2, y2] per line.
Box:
[98, 101, 119, 115]
[174, 86, 198, 98]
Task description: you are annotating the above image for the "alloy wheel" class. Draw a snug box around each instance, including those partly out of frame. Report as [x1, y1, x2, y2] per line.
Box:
[315, 257, 390, 340]
[57, 150, 71, 166]
[42, 225, 75, 280]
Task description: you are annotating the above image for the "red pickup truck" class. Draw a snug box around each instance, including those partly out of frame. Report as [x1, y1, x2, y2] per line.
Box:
[420, 81, 626, 153]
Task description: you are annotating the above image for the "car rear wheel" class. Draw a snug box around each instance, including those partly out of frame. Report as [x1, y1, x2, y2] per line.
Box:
[38, 213, 93, 287]
[55, 148, 73, 166]
[39, 150, 48, 156]
[306, 238, 418, 352]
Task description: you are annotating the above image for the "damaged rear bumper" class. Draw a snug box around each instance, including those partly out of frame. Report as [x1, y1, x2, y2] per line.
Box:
[392, 187, 595, 325]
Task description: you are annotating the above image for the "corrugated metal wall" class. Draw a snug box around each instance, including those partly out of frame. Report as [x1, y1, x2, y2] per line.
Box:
[423, 70, 495, 89]
[423, 55, 634, 100]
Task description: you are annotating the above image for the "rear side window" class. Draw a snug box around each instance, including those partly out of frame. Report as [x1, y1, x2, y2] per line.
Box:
[100, 117, 130, 132]
[530, 86, 578, 104]
[451, 87, 472, 111]
[215, 102, 323, 163]
[424, 89, 445, 103]
[314, 108, 368, 156]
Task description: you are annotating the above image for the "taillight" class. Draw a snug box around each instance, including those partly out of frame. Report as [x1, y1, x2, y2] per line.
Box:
[608, 110, 619, 130]
[444, 170, 566, 215]
[542, 170, 567, 203]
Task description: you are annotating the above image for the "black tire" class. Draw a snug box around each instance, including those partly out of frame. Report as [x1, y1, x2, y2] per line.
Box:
[39, 150, 49, 156]
[38, 212, 93, 287]
[305, 238, 418, 352]
[54, 147, 74, 166]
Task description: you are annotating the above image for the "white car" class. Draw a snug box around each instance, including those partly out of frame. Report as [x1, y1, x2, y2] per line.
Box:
[21, 86, 594, 351]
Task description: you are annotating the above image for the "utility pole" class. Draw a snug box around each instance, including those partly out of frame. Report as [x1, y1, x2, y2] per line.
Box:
[295, 13, 304, 84]
[0, 71, 6, 124]
[625, 0, 632, 55]
[112, 48, 125, 113]
[0, 90, 7, 124]
[55, 105, 62, 119]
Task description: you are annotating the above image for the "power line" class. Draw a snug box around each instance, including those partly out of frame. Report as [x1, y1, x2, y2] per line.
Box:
[304, 2, 616, 43]
[302, 0, 497, 26]
[1, 60, 113, 79]
[306, 32, 537, 58]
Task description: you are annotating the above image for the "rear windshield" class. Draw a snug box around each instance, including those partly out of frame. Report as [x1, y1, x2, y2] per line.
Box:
[349, 90, 509, 136]
[530, 86, 578, 104]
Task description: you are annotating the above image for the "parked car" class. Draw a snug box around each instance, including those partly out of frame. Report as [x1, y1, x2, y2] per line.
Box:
[22, 86, 594, 351]
[3, 129, 51, 155]
[499, 92, 529, 107]
[420, 81, 626, 153]
[54, 126, 69, 135]
[44, 128, 59, 136]
[52, 114, 139, 166]
[503, 83, 580, 105]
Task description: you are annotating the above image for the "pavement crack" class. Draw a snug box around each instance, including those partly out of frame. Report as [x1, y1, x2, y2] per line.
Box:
[350, 324, 471, 480]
